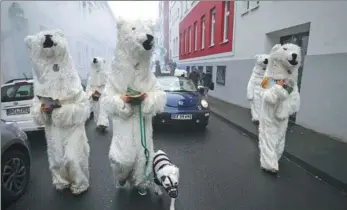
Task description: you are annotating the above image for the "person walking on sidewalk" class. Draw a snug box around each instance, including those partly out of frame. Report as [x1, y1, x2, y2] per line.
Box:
[155, 60, 162, 77]
[258, 44, 301, 174]
[202, 73, 213, 96]
[189, 68, 200, 88]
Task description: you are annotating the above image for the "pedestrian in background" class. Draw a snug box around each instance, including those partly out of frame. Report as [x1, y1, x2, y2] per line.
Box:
[189, 68, 200, 88]
[203, 73, 213, 97]
[155, 60, 161, 77]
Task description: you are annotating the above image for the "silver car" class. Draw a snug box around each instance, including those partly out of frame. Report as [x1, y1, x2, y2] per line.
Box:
[1, 120, 31, 206]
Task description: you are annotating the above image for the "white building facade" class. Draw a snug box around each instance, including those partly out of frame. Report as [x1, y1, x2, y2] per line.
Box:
[170, 1, 347, 141]
[1, 1, 117, 85]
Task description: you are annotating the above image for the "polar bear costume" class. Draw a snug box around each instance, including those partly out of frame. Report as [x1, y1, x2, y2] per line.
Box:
[101, 18, 166, 194]
[258, 43, 301, 173]
[86, 57, 109, 130]
[24, 29, 90, 194]
[247, 54, 269, 123]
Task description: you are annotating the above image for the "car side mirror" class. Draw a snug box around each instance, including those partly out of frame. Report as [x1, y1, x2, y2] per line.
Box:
[198, 87, 205, 95]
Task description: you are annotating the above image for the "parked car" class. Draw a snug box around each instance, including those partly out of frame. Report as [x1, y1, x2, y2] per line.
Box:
[174, 68, 188, 77]
[1, 78, 44, 132]
[153, 76, 211, 131]
[1, 120, 31, 206]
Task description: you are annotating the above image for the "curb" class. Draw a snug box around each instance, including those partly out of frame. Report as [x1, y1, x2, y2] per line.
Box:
[210, 108, 347, 193]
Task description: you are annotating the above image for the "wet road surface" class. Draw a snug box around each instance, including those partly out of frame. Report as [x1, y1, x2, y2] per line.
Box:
[6, 115, 347, 210]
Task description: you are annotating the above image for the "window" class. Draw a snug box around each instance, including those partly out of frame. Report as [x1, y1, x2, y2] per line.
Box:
[243, 1, 259, 14]
[184, 30, 187, 54]
[185, 1, 189, 12]
[210, 8, 216, 46]
[194, 22, 198, 51]
[206, 66, 213, 76]
[1, 83, 34, 102]
[216, 66, 226, 85]
[198, 66, 204, 74]
[223, 1, 230, 42]
[189, 26, 192, 52]
[201, 16, 205, 49]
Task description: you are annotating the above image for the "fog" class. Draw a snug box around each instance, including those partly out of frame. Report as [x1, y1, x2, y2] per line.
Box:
[0, 1, 118, 85]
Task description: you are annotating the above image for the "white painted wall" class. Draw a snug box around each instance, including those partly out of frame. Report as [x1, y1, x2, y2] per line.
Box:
[175, 1, 347, 141]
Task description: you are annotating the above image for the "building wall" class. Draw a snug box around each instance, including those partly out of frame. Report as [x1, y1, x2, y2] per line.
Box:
[163, 1, 170, 63]
[168, 1, 180, 62]
[179, 1, 235, 60]
[0, 1, 117, 85]
[176, 1, 347, 141]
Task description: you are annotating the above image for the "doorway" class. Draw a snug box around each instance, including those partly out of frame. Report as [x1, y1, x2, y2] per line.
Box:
[280, 32, 309, 123]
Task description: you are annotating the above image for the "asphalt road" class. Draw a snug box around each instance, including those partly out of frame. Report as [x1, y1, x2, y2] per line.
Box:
[6, 115, 347, 210]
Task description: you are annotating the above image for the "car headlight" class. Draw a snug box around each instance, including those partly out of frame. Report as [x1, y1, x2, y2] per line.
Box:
[201, 99, 208, 108]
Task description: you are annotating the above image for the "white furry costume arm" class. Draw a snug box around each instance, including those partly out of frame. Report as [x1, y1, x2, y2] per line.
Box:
[274, 88, 300, 121]
[142, 77, 167, 116]
[100, 82, 133, 119]
[85, 76, 94, 98]
[288, 90, 300, 116]
[51, 91, 90, 127]
[246, 75, 254, 100]
[262, 84, 289, 105]
[31, 97, 50, 125]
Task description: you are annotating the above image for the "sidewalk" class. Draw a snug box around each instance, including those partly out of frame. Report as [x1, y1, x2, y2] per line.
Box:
[208, 96, 347, 193]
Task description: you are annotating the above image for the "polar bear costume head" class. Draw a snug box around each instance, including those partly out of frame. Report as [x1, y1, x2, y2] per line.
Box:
[253, 54, 269, 75]
[108, 17, 155, 92]
[265, 43, 302, 84]
[89, 57, 107, 86]
[24, 29, 82, 100]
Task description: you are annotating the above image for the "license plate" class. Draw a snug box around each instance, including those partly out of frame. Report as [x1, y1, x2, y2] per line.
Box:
[6, 107, 30, 116]
[171, 114, 192, 120]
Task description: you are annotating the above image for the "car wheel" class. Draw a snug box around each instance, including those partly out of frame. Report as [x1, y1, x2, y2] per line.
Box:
[1, 149, 30, 205]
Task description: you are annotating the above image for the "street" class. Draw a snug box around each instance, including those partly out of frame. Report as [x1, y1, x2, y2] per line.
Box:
[7, 115, 347, 210]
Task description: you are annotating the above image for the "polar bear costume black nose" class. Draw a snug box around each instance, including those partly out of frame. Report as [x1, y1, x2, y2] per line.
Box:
[43, 34, 54, 48]
[93, 58, 98, 64]
[291, 53, 297, 61]
[142, 34, 154, 51]
[263, 59, 268, 64]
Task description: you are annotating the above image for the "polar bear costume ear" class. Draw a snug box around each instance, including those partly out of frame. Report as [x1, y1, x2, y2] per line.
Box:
[24, 35, 35, 49]
[53, 29, 65, 38]
[270, 44, 281, 53]
[254, 54, 260, 59]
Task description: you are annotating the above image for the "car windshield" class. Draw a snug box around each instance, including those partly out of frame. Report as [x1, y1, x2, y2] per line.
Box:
[1, 83, 34, 102]
[157, 77, 197, 92]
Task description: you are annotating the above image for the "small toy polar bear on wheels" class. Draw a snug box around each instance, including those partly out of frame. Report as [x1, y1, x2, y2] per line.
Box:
[150, 150, 180, 210]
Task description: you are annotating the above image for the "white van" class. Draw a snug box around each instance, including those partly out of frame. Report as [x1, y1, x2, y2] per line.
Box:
[174, 69, 187, 77]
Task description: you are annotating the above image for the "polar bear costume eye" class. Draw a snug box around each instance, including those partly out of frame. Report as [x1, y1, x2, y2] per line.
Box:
[132, 27, 136, 31]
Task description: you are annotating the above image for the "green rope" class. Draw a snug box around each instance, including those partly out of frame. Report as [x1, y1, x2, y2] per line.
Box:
[139, 103, 150, 178]
[127, 88, 150, 179]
